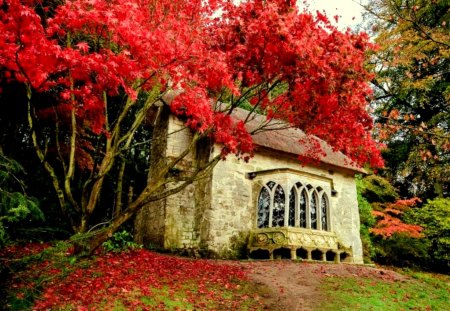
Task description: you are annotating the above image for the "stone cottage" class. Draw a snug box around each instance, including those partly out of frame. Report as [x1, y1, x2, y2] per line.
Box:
[136, 104, 365, 264]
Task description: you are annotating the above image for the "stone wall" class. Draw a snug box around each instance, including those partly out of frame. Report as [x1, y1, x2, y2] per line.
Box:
[161, 116, 212, 250]
[208, 147, 364, 263]
[134, 105, 170, 247]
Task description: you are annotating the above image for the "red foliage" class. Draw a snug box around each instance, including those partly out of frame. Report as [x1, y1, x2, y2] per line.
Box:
[370, 198, 423, 238]
[0, 0, 383, 168]
[0, 242, 50, 259]
[212, 1, 383, 167]
[28, 249, 251, 309]
[387, 197, 422, 210]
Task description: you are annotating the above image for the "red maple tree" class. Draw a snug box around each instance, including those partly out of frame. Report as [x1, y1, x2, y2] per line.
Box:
[0, 0, 383, 253]
[371, 198, 423, 238]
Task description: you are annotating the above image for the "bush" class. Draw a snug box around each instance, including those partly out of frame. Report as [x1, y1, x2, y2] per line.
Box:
[228, 231, 250, 259]
[0, 154, 44, 248]
[407, 198, 450, 273]
[356, 175, 429, 269]
[356, 177, 376, 262]
[102, 230, 142, 252]
[372, 233, 430, 268]
[360, 225, 375, 262]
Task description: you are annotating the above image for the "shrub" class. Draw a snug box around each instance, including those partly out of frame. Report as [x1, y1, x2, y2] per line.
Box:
[373, 233, 430, 268]
[360, 225, 375, 262]
[357, 177, 376, 262]
[0, 154, 44, 248]
[407, 198, 450, 273]
[228, 231, 250, 259]
[102, 230, 142, 252]
[356, 175, 429, 268]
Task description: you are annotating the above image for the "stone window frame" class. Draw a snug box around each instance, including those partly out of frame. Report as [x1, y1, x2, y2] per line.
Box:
[257, 180, 331, 232]
[257, 181, 287, 228]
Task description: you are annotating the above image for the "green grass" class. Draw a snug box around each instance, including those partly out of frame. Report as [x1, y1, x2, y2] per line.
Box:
[320, 270, 450, 311]
[140, 286, 195, 310]
[134, 282, 258, 310]
[92, 282, 261, 310]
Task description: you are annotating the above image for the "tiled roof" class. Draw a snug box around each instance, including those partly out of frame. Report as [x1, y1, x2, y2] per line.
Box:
[160, 91, 365, 174]
[230, 107, 366, 174]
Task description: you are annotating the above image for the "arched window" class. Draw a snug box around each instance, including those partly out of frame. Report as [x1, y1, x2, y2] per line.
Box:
[272, 185, 285, 227]
[299, 189, 307, 228]
[321, 193, 329, 231]
[310, 192, 318, 229]
[257, 186, 270, 228]
[288, 187, 296, 227]
[256, 180, 331, 232]
[289, 183, 307, 228]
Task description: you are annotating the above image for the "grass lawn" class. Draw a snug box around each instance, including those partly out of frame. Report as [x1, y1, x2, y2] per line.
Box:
[320, 268, 450, 311]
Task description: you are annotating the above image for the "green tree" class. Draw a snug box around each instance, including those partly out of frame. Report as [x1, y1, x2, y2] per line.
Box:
[364, 0, 450, 198]
[357, 175, 429, 268]
[408, 198, 450, 272]
[358, 174, 399, 203]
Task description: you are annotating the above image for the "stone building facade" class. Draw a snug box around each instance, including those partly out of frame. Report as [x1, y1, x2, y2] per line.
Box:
[137, 106, 365, 263]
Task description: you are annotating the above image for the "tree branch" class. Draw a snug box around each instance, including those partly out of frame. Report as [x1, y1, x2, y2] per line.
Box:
[25, 84, 76, 231]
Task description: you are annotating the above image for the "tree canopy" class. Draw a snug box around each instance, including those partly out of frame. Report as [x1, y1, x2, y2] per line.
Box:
[364, 0, 450, 198]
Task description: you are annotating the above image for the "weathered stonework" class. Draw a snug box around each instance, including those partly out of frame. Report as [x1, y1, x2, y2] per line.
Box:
[134, 105, 170, 247]
[138, 113, 364, 263]
[248, 228, 353, 262]
[208, 148, 364, 263]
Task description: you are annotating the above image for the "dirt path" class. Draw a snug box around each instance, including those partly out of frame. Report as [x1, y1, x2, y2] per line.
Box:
[235, 261, 408, 311]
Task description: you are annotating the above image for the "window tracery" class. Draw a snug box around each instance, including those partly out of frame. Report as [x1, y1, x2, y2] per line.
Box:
[310, 191, 318, 229]
[288, 188, 296, 227]
[321, 193, 329, 231]
[299, 189, 307, 228]
[272, 185, 285, 227]
[257, 186, 270, 228]
[257, 180, 330, 231]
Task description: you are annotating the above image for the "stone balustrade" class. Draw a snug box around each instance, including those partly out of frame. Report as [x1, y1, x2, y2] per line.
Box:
[248, 227, 353, 262]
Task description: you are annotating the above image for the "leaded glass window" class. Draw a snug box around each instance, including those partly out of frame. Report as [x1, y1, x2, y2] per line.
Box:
[272, 185, 285, 227]
[288, 188, 296, 227]
[257, 186, 270, 228]
[310, 192, 318, 229]
[256, 179, 331, 232]
[321, 194, 329, 231]
[299, 189, 307, 228]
